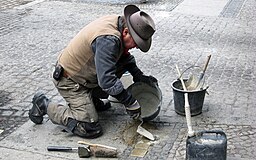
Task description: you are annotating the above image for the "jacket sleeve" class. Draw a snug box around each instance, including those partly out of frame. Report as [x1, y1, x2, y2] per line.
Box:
[92, 35, 136, 106]
[119, 53, 144, 82]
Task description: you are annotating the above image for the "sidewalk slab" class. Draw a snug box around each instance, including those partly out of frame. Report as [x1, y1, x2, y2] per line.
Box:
[0, 147, 65, 160]
[173, 0, 229, 16]
[0, 115, 183, 159]
[0, 119, 125, 159]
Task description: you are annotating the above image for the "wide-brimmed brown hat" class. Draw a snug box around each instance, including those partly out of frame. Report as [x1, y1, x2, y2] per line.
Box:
[124, 5, 155, 52]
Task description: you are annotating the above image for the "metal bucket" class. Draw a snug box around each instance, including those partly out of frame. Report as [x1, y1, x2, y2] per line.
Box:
[127, 82, 162, 121]
[171, 79, 207, 116]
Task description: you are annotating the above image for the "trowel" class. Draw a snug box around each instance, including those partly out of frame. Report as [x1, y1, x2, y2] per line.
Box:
[137, 119, 155, 141]
[185, 55, 211, 90]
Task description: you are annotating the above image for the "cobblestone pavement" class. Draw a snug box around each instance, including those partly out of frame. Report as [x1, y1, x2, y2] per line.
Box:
[0, 0, 33, 10]
[0, 0, 256, 159]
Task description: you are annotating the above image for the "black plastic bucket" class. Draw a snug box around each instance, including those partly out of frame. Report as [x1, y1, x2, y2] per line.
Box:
[186, 130, 227, 160]
[171, 79, 207, 116]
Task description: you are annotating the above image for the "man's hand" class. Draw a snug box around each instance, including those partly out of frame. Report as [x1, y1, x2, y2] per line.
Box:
[110, 89, 141, 119]
[126, 100, 141, 120]
[134, 75, 158, 86]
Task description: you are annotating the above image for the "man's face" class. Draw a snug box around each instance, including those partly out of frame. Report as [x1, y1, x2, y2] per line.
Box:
[122, 28, 137, 50]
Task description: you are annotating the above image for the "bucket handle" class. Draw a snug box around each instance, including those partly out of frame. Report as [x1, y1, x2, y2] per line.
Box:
[177, 65, 201, 80]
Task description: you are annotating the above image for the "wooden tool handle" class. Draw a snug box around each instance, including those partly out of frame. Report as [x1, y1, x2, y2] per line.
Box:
[202, 55, 211, 73]
[175, 65, 195, 137]
[78, 141, 118, 158]
[89, 145, 118, 158]
[78, 141, 117, 150]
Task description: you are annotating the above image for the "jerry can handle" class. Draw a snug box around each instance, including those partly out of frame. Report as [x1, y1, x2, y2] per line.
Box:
[198, 130, 227, 138]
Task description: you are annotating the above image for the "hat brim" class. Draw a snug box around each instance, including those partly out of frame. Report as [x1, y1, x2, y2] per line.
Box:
[124, 5, 151, 52]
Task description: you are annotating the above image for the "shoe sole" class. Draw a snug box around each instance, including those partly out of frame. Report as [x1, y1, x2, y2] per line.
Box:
[28, 110, 43, 124]
[76, 130, 103, 139]
[29, 92, 46, 124]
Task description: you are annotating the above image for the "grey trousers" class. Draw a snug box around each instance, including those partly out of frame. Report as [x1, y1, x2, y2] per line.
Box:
[47, 61, 127, 127]
[47, 77, 98, 126]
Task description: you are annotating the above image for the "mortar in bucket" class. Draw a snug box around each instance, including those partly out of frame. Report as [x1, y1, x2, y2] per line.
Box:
[171, 79, 208, 116]
[127, 82, 162, 121]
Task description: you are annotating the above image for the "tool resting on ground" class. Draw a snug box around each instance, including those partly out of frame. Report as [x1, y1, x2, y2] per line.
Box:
[47, 146, 90, 158]
[78, 141, 118, 158]
[47, 141, 118, 158]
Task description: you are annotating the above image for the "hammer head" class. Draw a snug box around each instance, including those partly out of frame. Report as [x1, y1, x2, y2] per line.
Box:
[78, 146, 91, 158]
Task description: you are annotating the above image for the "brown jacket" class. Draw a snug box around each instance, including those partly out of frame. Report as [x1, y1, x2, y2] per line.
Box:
[58, 15, 123, 88]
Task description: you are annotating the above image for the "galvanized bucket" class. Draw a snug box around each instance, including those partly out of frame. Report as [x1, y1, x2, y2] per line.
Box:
[127, 82, 162, 121]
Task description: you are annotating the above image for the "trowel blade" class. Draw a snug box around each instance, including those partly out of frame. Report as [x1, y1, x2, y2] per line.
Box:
[137, 125, 155, 141]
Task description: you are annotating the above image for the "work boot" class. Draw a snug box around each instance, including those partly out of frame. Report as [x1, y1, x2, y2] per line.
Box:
[66, 118, 103, 138]
[28, 92, 49, 124]
[93, 98, 111, 112]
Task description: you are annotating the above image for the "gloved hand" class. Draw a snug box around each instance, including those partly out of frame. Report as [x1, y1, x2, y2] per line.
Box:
[134, 74, 158, 86]
[126, 100, 141, 120]
[110, 89, 141, 119]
